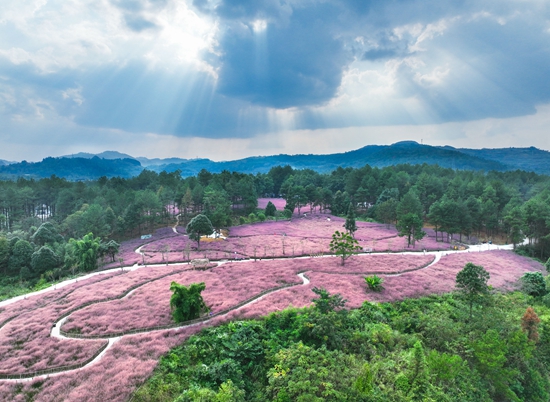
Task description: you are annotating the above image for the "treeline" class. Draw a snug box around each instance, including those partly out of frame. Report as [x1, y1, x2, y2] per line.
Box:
[1, 163, 550, 294]
[275, 164, 550, 258]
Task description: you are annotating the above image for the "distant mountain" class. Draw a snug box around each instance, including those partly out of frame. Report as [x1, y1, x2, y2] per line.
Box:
[0, 160, 13, 166]
[0, 156, 142, 180]
[445, 146, 550, 175]
[61, 151, 136, 160]
[135, 156, 190, 167]
[151, 141, 510, 176]
[2, 142, 550, 180]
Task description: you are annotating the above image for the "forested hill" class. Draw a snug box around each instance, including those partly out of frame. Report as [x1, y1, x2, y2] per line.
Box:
[449, 146, 550, 175]
[150, 141, 537, 175]
[0, 156, 142, 180]
[2, 142, 550, 179]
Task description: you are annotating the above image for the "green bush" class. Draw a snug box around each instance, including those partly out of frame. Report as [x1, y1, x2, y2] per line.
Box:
[521, 272, 547, 297]
[365, 275, 384, 291]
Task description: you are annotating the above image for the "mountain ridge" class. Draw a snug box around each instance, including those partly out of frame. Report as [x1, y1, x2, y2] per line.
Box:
[1, 142, 549, 180]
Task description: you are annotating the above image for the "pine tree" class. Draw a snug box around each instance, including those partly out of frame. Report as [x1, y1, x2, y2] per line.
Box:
[344, 203, 357, 237]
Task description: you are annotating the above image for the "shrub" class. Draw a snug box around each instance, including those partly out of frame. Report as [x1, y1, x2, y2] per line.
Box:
[365, 275, 384, 291]
[521, 272, 547, 298]
[169, 281, 209, 323]
[257, 212, 266, 222]
[265, 201, 277, 217]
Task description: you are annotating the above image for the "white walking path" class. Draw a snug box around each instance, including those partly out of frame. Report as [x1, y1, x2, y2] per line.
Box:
[0, 236, 520, 382]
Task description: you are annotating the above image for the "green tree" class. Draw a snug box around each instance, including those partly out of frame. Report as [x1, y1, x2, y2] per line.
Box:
[186, 214, 214, 250]
[343, 203, 357, 237]
[204, 187, 232, 228]
[31, 245, 60, 276]
[375, 199, 397, 228]
[266, 342, 362, 401]
[69, 233, 101, 272]
[503, 206, 524, 248]
[100, 240, 120, 263]
[265, 201, 277, 217]
[31, 222, 63, 246]
[0, 236, 9, 273]
[471, 329, 516, 400]
[169, 281, 208, 323]
[329, 230, 362, 266]
[311, 287, 347, 314]
[8, 239, 34, 276]
[407, 341, 429, 400]
[520, 272, 547, 297]
[456, 262, 490, 319]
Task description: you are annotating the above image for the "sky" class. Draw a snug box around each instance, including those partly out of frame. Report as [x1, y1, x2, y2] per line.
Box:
[1, 0, 549, 162]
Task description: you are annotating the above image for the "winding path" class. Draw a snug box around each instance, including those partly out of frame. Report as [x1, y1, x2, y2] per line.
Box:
[0, 236, 517, 382]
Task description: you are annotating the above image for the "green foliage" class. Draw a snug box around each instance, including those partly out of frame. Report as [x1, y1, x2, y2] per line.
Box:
[521, 272, 547, 297]
[343, 203, 357, 237]
[365, 274, 384, 291]
[456, 262, 491, 319]
[100, 239, 120, 263]
[31, 222, 63, 246]
[186, 214, 214, 250]
[266, 342, 362, 401]
[0, 236, 10, 273]
[311, 287, 347, 314]
[396, 190, 425, 247]
[30, 246, 60, 276]
[265, 201, 277, 217]
[329, 230, 362, 266]
[169, 281, 209, 323]
[134, 291, 550, 402]
[354, 363, 373, 395]
[257, 212, 266, 222]
[545, 257, 550, 272]
[69, 233, 101, 272]
[8, 239, 34, 276]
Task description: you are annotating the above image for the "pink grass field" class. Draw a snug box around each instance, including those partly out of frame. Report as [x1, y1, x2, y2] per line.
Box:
[133, 212, 454, 266]
[0, 217, 545, 402]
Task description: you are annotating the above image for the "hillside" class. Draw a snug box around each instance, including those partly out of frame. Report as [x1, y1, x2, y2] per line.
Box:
[0, 156, 142, 180]
[2, 142, 550, 179]
[451, 146, 550, 175]
[152, 141, 512, 175]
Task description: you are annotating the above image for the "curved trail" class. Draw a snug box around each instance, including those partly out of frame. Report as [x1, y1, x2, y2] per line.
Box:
[0, 236, 517, 382]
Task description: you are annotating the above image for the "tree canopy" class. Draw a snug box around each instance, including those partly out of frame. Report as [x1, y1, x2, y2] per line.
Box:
[186, 214, 213, 250]
[456, 262, 491, 319]
[329, 230, 362, 266]
[169, 281, 209, 323]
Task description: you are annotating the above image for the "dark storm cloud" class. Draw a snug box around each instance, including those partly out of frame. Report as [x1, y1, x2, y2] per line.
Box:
[215, 5, 351, 108]
[2, 0, 550, 143]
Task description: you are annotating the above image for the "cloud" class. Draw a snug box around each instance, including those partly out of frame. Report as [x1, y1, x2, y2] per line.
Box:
[214, 6, 351, 108]
[1, 0, 550, 161]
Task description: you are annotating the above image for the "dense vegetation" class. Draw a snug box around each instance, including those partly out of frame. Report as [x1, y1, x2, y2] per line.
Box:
[133, 277, 550, 401]
[1, 162, 550, 300]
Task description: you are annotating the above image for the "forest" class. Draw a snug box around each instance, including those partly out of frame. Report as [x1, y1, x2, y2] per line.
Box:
[0, 163, 549, 300]
[133, 285, 550, 401]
